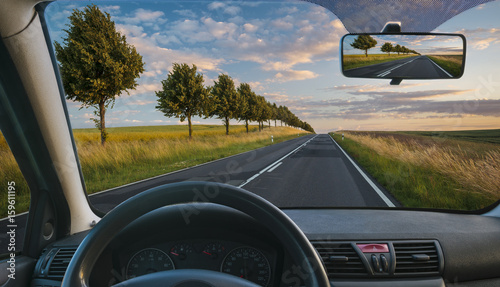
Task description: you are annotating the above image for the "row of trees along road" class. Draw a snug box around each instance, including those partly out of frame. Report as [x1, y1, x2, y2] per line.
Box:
[55, 5, 313, 145]
[350, 35, 419, 57]
[156, 63, 315, 139]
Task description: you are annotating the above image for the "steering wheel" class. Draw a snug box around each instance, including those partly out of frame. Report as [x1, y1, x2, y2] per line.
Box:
[62, 182, 330, 287]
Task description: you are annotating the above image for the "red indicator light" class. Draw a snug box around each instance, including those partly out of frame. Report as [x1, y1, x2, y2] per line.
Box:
[357, 244, 389, 253]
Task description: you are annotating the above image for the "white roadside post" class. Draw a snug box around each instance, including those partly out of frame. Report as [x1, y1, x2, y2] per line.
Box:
[271, 135, 274, 143]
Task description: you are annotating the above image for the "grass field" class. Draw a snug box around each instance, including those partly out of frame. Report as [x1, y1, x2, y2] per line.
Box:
[331, 130, 499, 210]
[397, 129, 500, 145]
[427, 55, 463, 77]
[0, 125, 308, 217]
[343, 54, 417, 70]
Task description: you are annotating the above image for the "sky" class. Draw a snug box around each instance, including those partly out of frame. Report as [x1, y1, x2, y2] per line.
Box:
[45, 0, 500, 133]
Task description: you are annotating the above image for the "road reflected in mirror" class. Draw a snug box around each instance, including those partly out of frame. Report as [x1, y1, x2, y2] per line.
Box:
[341, 34, 465, 79]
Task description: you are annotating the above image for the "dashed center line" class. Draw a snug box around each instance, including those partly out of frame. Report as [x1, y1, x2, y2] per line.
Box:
[238, 135, 318, 188]
[267, 162, 282, 173]
[376, 57, 418, 77]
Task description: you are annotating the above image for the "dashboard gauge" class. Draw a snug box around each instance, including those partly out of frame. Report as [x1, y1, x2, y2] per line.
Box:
[169, 243, 193, 260]
[221, 247, 271, 286]
[126, 248, 174, 279]
[203, 242, 226, 259]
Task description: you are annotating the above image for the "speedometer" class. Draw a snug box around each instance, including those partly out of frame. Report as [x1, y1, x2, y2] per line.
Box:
[126, 248, 174, 279]
[221, 247, 271, 286]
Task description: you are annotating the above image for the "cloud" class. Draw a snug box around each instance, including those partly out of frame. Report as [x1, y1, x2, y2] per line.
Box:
[294, 90, 500, 120]
[116, 22, 225, 75]
[151, 119, 172, 123]
[455, 28, 500, 50]
[472, 38, 497, 50]
[123, 99, 156, 106]
[263, 92, 290, 103]
[321, 83, 428, 92]
[273, 70, 319, 82]
[202, 17, 238, 39]
[208, 2, 241, 15]
[126, 83, 162, 96]
[173, 9, 196, 18]
[128, 8, 166, 24]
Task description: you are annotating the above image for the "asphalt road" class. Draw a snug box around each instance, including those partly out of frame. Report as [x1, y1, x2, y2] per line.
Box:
[344, 55, 453, 78]
[1, 134, 399, 253]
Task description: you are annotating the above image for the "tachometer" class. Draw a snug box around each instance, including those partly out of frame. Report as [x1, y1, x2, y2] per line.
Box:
[221, 247, 271, 286]
[126, 248, 174, 279]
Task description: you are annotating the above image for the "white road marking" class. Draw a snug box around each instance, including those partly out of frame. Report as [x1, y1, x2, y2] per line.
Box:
[427, 57, 453, 78]
[328, 135, 396, 207]
[376, 57, 417, 77]
[267, 162, 282, 173]
[239, 135, 318, 188]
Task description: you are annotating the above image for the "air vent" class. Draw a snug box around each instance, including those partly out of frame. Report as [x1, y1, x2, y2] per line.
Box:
[46, 247, 78, 280]
[393, 241, 442, 275]
[312, 241, 368, 277]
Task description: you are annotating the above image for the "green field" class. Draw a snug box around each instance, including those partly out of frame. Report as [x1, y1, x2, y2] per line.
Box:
[0, 125, 309, 217]
[427, 55, 463, 77]
[343, 54, 417, 70]
[331, 130, 499, 210]
[397, 129, 500, 145]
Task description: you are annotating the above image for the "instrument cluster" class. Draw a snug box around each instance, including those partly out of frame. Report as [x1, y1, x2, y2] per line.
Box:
[120, 239, 275, 286]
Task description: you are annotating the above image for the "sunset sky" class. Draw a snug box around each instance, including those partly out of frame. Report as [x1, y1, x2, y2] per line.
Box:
[45, 1, 500, 133]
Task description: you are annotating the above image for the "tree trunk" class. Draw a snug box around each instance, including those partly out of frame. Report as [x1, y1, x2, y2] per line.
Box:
[225, 116, 229, 135]
[188, 115, 192, 140]
[268, 120, 271, 128]
[245, 120, 249, 133]
[365, 49, 368, 57]
[99, 100, 106, 146]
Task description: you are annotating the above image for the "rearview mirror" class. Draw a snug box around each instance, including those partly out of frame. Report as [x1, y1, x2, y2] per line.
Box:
[341, 33, 466, 82]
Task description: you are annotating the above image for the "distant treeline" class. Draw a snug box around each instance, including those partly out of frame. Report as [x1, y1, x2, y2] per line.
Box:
[156, 63, 315, 138]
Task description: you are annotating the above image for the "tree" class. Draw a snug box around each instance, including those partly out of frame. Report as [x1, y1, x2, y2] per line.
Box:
[255, 96, 271, 131]
[272, 103, 279, 127]
[350, 35, 377, 57]
[55, 5, 145, 145]
[156, 63, 209, 139]
[401, 46, 408, 55]
[210, 74, 240, 135]
[237, 83, 255, 133]
[381, 42, 393, 56]
[393, 44, 402, 55]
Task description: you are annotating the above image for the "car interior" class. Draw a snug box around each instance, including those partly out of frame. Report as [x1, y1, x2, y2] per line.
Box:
[0, 0, 499, 286]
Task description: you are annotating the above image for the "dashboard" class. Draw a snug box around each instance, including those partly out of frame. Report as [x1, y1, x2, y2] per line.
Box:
[31, 203, 500, 287]
[88, 204, 286, 286]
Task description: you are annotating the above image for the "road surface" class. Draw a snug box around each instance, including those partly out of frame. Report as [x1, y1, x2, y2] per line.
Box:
[344, 55, 453, 78]
[0, 134, 399, 253]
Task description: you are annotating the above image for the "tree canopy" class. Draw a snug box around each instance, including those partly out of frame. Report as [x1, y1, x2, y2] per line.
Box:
[155, 63, 209, 139]
[381, 42, 393, 55]
[209, 74, 240, 135]
[55, 4, 144, 145]
[350, 35, 378, 57]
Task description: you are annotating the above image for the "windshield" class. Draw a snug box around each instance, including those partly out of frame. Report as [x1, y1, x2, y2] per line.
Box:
[45, 0, 500, 211]
[1, 0, 499, 230]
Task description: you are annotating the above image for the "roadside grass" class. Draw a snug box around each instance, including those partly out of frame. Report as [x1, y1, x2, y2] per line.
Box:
[331, 131, 499, 210]
[343, 54, 417, 70]
[427, 55, 463, 77]
[0, 125, 308, 217]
